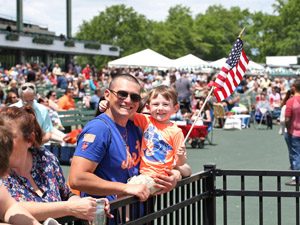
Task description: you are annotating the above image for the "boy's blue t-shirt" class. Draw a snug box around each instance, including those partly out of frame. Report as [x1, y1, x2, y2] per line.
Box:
[74, 113, 142, 201]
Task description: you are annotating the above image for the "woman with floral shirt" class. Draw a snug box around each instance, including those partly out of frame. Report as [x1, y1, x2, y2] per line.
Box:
[0, 106, 112, 222]
[0, 126, 41, 225]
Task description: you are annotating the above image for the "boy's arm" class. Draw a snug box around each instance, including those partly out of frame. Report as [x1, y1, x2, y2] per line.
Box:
[175, 163, 192, 178]
[175, 145, 187, 167]
[173, 130, 187, 167]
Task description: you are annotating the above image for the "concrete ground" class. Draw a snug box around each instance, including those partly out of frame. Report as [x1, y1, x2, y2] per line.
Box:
[62, 124, 298, 225]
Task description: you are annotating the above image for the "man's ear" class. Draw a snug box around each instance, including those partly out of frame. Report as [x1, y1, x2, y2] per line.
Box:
[104, 89, 110, 100]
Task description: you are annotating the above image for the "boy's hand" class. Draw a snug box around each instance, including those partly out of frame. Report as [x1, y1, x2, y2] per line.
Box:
[99, 100, 109, 112]
[176, 146, 186, 156]
[123, 184, 150, 202]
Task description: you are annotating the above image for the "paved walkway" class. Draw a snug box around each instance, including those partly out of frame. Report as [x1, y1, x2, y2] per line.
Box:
[62, 124, 295, 225]
[187, 124, 289, 172]
[187, 124, 299, 225]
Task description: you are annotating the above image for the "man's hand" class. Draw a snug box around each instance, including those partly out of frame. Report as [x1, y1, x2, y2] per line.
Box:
[123, 184, 150, 202]
[153, 169, 181, 195]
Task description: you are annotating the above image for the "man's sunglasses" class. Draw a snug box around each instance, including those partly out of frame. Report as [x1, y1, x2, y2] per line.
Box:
[109, 89, 141, 102]
[21, 85, 35, 91]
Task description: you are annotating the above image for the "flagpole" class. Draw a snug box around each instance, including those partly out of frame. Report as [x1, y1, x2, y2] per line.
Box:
[238, 27, 246, 39]
[183, 86, 215, 144]
[183, 27, 247, 145]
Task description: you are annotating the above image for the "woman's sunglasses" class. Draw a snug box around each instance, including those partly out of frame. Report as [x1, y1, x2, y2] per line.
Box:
[109, 89, 141, 102]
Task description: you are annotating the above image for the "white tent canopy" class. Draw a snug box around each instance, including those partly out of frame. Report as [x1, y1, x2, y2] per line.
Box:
[248, 61, 265, 70]
[209, 58, 265, 71]
[172, 54, 209, 68]
[108, 48, 173, 68]
[209, 58, 226, 69]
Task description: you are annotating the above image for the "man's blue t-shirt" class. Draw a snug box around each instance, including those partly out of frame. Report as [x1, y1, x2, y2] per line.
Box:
[74, 113, 142, 201]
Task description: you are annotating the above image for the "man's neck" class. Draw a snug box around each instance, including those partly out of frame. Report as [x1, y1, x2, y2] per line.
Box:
[105, 110, 128, 127]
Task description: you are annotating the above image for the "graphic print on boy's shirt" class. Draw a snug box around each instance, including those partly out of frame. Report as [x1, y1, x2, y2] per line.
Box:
[143, 124, 173, 164]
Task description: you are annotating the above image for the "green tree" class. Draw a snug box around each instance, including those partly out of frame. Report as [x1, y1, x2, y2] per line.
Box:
[75, 4, 151, 68]
[194, 5, 250, 61]
[154, 5, 194, 59]
[245, 12, 280, 62]
[274, 0, 300, 55]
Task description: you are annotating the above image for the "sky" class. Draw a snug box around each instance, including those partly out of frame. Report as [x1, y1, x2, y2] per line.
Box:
[0, 0, 277, 36]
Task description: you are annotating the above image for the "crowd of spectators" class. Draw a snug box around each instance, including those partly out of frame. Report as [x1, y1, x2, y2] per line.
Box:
[0, 60, 299, 224]
[0, 62, 297, 123]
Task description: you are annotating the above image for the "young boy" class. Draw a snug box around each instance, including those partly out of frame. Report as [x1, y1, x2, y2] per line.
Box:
[0, 126, 41, 225]
[101, 85, 187, 194]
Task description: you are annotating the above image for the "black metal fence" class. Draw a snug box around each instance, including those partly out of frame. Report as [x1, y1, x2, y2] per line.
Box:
[58, 165, 300, 225]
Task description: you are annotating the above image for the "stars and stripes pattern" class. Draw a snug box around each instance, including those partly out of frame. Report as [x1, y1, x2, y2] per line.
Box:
[213, 38, 249, 102]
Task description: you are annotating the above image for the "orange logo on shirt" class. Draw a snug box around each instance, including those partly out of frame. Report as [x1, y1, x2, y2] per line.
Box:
[121, 140, 141, 169]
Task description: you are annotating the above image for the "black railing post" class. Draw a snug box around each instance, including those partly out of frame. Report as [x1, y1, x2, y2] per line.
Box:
[203, 164, 216, 225]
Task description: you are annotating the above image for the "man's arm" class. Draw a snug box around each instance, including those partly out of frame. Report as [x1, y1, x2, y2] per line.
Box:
[69, 156, 150, 201]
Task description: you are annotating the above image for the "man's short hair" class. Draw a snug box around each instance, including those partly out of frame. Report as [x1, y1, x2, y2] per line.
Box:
[109, 74, 140, 90]
[18, 82, 36, 97]
[0, 125, 13, 177]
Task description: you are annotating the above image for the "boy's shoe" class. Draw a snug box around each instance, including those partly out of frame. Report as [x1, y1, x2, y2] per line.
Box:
[43, 218, 61, 225]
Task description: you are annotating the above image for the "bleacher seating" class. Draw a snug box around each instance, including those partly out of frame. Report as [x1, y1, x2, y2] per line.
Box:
[58, 109, 96, 131]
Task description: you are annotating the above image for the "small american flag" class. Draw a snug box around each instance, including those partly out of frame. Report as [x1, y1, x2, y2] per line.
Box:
[213, 38, 249, 102]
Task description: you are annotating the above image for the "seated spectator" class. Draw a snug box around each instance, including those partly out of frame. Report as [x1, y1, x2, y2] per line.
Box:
[56, 72, 68, 91]
[255, 92, 273, 129]
[0, 106, 112, 222]
[4, 91, 18, 106]
[7, 79, 18, 96]
[46, 90, 61, 112]
[38, 97, 66, 143]
[0, 126, 41, 225]
[57, 87, 76, 110]
[269, 86, 281, 120]
[191, 97, 212, 126]
[10, 83, 53, 143]
[90, 88, 104, 110]
[190, 97, 212, 146]
[221, 94, 240, 113]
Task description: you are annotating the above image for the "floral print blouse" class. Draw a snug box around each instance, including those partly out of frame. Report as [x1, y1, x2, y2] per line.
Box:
[1, 147, 70, 202]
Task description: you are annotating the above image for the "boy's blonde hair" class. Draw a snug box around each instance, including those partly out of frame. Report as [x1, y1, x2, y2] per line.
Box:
[148, 85, 178, 105]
